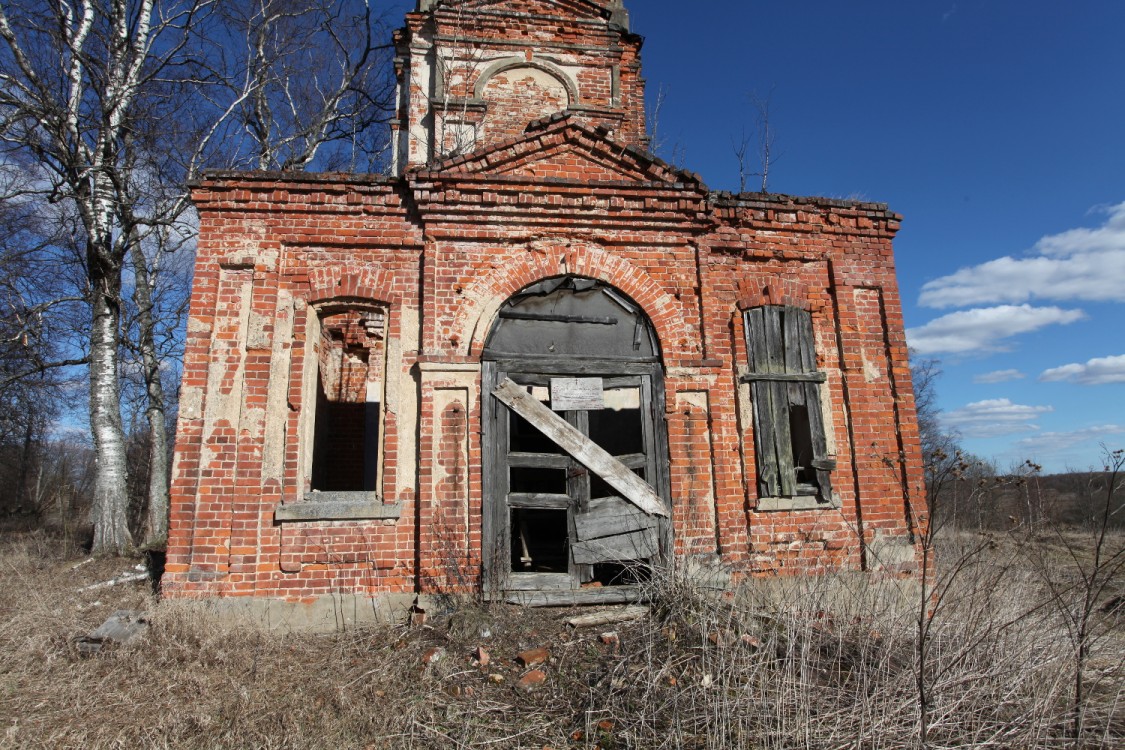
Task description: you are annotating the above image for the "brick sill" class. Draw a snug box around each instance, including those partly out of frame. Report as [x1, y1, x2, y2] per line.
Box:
[275, 493, 402, 522]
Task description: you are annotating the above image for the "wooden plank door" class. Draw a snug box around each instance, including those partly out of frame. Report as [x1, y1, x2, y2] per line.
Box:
[482, 365, 669, 593]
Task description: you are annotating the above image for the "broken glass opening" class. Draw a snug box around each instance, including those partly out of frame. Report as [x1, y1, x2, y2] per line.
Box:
[309, 308, 385, 492]
[510, 508, 569, 572]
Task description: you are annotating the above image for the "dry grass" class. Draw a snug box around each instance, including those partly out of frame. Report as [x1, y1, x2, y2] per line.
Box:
[0, 527, 1122, 749]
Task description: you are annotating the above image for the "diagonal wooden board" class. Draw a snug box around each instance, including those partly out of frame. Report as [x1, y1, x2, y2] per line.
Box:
[493, 378, 669, 517]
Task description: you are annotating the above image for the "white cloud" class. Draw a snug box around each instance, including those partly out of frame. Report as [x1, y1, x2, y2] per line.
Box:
[906, 305, 1085, 355]
[974, 369, 1025, 384]
[919, 201, 1125, 309]
[1040, 354, 1125, 385]
[1015, 425, 1125, 456]
[941, 398, 1053, 438]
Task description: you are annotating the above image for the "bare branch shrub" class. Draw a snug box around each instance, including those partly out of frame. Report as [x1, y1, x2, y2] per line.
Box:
[1021, 448, 1125, 747]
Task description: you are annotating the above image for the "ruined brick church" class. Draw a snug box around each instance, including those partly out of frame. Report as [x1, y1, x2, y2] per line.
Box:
[165, 0, 924, 614]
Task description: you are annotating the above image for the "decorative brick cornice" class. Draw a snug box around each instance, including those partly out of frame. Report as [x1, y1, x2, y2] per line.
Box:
[709, 191, 903, 239]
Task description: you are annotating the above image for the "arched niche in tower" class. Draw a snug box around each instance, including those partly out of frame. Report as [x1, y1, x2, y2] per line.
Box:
[474, 57, 578, 146]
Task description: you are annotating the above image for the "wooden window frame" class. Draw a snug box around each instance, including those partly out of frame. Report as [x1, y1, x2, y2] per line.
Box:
[742, 306, 837, 510]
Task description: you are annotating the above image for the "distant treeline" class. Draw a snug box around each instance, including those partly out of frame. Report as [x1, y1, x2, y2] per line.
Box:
[933, 470, 1123, 531]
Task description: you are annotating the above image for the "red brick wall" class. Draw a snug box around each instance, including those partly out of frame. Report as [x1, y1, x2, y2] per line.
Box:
[164, 160, 923, 602]
[165, 175, 425, 599]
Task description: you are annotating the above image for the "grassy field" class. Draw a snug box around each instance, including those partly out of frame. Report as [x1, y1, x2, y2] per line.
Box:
[0, 526, 1121, 749]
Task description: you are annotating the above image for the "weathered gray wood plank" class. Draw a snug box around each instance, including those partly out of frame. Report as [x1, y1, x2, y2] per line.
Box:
[751, 381, 780, 498]
[571, 528, 659, 565]
[575, 496, 657, 541]
[507, 492, 572, 509]
[744, 307, 763, 372]
[484, 356, 660, 374]
[493, 379, 669, 517]
[770, 379, 797, 497]
[797, 311, 833, 501]
[784, 309, 806, 406]
[499, 310, 619, 325]
[747, 308, 780, 496]
[806, 380, 833, 501]
[506, 453, 571, 469]
[566, 605, 650, 628]
[506, 586, 644, 607]
[797, 309, 818, 373]
[740, 372, 826, 383]
[764, 306, 785, 374]
[505, 572, 573, 591]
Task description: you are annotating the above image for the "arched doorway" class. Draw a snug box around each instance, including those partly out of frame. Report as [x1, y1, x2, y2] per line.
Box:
[481, 277, 671, 601]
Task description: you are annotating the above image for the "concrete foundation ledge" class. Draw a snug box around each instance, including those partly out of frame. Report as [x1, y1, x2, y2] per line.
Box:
[161, 591, 423, 633]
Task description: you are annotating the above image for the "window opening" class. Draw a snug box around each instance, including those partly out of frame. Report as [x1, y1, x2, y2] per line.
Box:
[587, 394, 644, 456]
[309, 308, 385, 492]
[510, 411, 564, 455]
[590, 467, 646, 501]
[592, 562, 651, 587]
[510, 467, 568, 495]
[788, 403, 818, 492]
[511, 508, 569, 572]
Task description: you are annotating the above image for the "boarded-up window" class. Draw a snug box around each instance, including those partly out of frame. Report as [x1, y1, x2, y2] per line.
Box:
[743, 306, 834, 502]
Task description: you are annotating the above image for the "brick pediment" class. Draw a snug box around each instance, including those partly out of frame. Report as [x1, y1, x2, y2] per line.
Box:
[417, 117, 700, 187]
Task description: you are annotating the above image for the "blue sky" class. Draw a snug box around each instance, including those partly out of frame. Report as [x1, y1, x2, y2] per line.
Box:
[624, 0, 1125, 472]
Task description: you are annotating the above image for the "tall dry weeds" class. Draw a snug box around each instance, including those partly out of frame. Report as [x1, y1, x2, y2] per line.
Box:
[0, 525, 1122, 748]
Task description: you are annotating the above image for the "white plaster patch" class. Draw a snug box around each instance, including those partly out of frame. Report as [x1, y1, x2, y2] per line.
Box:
[180, 386, 203, 420]
[187, 318, 212, 334]
[246, 311, 272, 351]
[262, 290, 294, 484]
[862, 354, 882, 383]
[241, 407, 266, 440]
[676, 390, 709, 411]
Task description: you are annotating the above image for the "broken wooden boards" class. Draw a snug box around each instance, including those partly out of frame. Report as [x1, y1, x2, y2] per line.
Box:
[492, 378, 669, 517]
[566, 605, 649, 629]
[572, 496, 659, 565]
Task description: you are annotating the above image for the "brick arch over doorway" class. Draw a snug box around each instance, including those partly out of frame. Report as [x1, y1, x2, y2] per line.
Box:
[454, 242, 696, 362]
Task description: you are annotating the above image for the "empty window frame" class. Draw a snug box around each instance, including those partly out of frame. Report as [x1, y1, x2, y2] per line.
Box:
[742, 306, 835, 502]
[308, 307, 386, 493]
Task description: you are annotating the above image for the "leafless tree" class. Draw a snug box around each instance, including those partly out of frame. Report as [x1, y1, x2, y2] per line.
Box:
[731, 127, 751, 193]
[645, 83, 684, 166]
[908, 351, 990, 522]
[432, 1, 486, 161]
[197, 0, 397, 172]
[0, 165, 81, 515]
[1, 0, 397, 553]
[731, 88, 779, 193]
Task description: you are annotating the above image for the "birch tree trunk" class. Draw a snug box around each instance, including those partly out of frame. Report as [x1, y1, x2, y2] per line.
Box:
[88, 247, 131, 553]
[129, 240, 170, 544]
